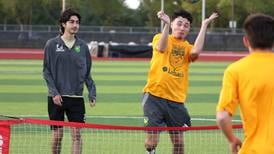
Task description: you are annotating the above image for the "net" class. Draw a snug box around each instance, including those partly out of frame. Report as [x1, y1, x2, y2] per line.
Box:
[0, 118, 243, 154]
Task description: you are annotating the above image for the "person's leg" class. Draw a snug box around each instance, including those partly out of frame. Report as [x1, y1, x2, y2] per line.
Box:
[71, 127, 82, 154]
[48, 96, 65, 154]
[169, 132, 184, 154]
[52, 127, 64, 154]
[145, 132, 159, 153]
[142, 93, 165, 153]
[165, 101, 191, 154]
[65, 97, 85, 154]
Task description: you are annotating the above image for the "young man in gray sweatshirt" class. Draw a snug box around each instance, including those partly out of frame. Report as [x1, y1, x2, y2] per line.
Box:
[43, 8, 96, 154]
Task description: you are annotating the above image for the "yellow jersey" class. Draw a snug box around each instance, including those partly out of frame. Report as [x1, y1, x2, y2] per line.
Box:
[143, 34, 193, 103]
[216, 51, 274, 154]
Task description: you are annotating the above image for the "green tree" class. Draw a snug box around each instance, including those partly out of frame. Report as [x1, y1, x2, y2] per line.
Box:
[32, 0, 61, 25]
[140, 0, 274, 28]
[0, 0, 32, 24]
[0, 0, 273, 28]
[217, 0, 274, 28]
[0, 1, 7, 24]
[63, 0, 147, 26]
[0, 0, 61, 25]
[140, 0, 180, 27]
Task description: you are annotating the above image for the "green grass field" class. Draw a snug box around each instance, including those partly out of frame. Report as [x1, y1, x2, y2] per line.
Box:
[0, 59, 242, 153]
[0, 59, 240, 125]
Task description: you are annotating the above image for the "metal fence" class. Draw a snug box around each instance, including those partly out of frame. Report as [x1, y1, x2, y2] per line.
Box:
[0, 24, 244, 34]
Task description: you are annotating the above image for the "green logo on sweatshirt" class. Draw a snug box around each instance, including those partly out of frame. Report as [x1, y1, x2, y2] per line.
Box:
[74, 46, 81, 53]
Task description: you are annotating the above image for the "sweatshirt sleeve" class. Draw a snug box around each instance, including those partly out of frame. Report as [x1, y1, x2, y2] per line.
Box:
[84, 45, 96, 101]
[42, 40, 59, 96]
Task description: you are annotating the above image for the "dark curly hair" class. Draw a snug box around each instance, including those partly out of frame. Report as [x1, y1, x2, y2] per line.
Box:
[59, 8, 81, 34]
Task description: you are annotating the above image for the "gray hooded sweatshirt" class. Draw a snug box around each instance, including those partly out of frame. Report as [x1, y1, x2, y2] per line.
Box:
[43, 35, 96, 101]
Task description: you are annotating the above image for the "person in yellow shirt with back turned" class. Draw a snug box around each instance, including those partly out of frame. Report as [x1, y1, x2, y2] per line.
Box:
[216, 13, 274, 154]
[142, 9, 218, 154]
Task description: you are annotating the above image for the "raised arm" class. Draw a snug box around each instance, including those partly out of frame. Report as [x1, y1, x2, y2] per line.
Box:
[190, 12, 219, 62]
[155, 11, 171, 53]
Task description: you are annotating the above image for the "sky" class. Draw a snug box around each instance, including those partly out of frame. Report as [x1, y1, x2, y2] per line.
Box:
[124, 0, 140, 9]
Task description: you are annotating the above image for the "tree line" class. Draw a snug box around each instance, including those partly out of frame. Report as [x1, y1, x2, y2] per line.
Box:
[0, 0, 273, 28]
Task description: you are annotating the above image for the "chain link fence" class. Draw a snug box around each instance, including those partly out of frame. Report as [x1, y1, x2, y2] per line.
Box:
[0, 24, 243, 34]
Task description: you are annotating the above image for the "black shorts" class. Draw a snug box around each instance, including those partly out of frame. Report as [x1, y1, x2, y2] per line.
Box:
[142, 93, 191, 128]
[48, 96, 85, 129]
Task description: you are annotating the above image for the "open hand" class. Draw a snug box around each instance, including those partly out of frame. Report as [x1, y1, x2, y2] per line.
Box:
[203, 12, 219, 25]
[157, 11, 170, 25]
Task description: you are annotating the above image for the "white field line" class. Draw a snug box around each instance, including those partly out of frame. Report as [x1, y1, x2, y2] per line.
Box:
[14, 115, 242, 122]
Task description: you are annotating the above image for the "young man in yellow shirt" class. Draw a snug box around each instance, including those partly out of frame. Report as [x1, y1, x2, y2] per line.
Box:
[142, 9, 218, 154]
[216, 14, 274, 154]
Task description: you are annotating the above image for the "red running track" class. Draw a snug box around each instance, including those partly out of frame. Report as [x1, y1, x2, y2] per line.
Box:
[0, 48, 248, 61]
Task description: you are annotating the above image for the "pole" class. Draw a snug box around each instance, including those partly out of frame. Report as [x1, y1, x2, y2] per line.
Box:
[62, 0, 66, 12]
[202, 0, 206, 21]
[231, 0, 236, 33]
[161, 0, 164, 31]
[231, 0, 234, 21]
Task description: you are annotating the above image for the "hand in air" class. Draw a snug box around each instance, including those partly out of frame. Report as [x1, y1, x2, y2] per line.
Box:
[157, 11, 170, 25]
[203, 12, 219, 25]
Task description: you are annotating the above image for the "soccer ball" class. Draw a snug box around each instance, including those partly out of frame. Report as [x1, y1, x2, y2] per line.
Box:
[185, 0, 200, 4]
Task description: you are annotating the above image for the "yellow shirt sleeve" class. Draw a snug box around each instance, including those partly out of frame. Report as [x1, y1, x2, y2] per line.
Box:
[216, 66, 239, 115]
[152, 34, 161, 52]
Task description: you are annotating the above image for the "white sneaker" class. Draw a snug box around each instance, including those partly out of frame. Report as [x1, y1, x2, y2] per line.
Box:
[147, 149, 155, 154]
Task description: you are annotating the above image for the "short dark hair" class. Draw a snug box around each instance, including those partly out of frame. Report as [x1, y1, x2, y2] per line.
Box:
[171, 9, 193, 24]
[59, 8, 81, 34]
[243, 13, 274, 49]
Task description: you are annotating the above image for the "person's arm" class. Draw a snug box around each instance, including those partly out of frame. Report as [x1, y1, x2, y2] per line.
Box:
[155, 11, 170, 53]
[216, 111, 242, 154]
[216, 66, 242, 153]
[190, 12, 218, 62]
[84, 46, 96, 107]
[42, 41, 62, 106]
